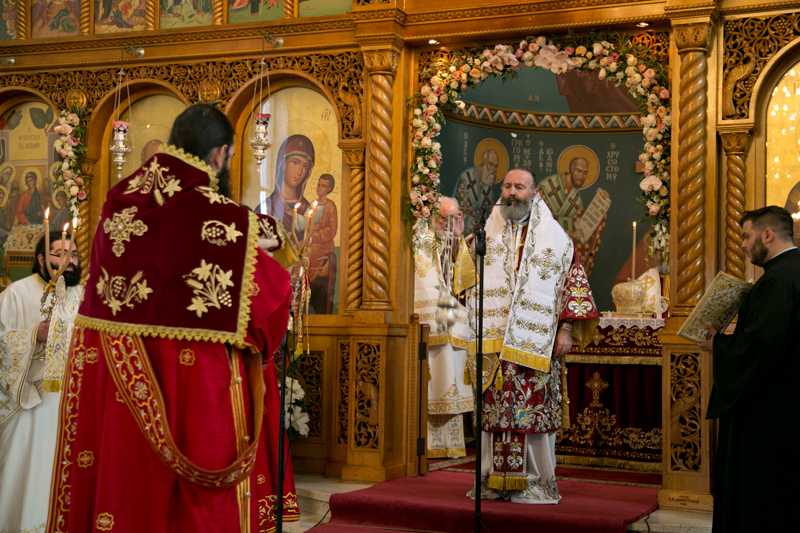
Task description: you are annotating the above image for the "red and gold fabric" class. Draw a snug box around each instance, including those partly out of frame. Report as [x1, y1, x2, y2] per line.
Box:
[47, 146, 299, 533]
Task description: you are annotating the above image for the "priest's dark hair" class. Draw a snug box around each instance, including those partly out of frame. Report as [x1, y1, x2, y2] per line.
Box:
[167, 103, 235, 164]
[32, 231, 71, 274]
[740, 206, 794, 242]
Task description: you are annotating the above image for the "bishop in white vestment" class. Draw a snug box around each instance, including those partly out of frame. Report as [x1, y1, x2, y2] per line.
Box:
[0, 232, 83, 533]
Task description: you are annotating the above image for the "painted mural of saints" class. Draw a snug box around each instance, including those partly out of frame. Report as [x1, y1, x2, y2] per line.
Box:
[539, 146, 610, 275]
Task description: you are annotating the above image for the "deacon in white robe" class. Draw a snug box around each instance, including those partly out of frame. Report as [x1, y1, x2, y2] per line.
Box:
[414, 197, 475, 457]
[0, 231, 83, 533]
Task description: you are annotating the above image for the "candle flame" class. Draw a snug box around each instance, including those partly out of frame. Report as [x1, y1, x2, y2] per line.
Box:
[312, 200, 318, 207]
[294, 203, 301, 210]
[45, 207, 50, 219]
[633, 221, 637, 228]
[72, 217, 78, 229]
[63, 223, 69, 232]
[308, 210, 314, 217]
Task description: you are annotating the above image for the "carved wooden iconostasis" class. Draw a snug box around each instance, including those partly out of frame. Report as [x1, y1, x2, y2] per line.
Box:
[2, 0, 800, 511]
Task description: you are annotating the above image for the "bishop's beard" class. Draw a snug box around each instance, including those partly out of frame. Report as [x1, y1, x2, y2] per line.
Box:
[500, 196, 532, 223]
[216, 163, 232, 199]
[41, 262, 83, 287]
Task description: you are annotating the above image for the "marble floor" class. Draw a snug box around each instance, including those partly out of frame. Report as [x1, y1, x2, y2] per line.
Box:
[286, 473, 713, 533]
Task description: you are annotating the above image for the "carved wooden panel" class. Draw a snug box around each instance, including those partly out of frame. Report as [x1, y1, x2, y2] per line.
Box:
[337, 340, 351, 445]
[0, 53, 364, 140]
[295, 350, 323, 439]
[722, 14, 800, 120]
[669, 352, 701, 472]
[631, 31, 670, 65]
[354, 341, 380, 449]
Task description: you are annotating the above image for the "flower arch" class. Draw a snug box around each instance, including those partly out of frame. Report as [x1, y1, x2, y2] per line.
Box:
[409, 34, 671, 262]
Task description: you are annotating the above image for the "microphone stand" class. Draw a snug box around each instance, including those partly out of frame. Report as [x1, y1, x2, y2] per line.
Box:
[472, 201, 509, 533]
[473, 203, 491, 533]
[276, 311, 293, 533]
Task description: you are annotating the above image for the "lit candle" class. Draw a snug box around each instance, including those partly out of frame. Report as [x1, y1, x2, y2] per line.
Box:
[305, 209, 314, 241]
[292, 202, 301, 237]
[43, 209, 55, 279]
[631, 221, 637, 281]
[45, 207, 50, 228]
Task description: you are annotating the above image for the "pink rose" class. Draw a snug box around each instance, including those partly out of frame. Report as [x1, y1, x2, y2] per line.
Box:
[58, 148, 69, 158]
[75, 177, 84, 185]
[67, 113, 79, 122]
[426, 105, 438, 115]
[421, 207, 431, 218]
[68, 136, 80, 146]
[659, 186, 668, 196]
[649, 204, 661, 216]
[564, 47, 574, 56]
[659, 89, 670, 99]
[62, 169, 73, 180]
[461, 82, 468, 90]
[77, 190, 87, 201]
[644, 68, 655, 79]
[515, 49, 523, 58]
[638, 63, 647, 73]
[469, 67, 482, 79]
[414, 130, 424, 140]
[608, 52, 620, 62]
[421, 86, 431, 96]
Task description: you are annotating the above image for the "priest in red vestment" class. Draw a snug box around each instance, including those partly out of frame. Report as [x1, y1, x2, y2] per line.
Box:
[46, 104, 300, 533]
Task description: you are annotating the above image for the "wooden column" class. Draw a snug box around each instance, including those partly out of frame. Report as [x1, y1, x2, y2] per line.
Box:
[344, 148, 366, 315]
[213, 0, 225, 25]
[145, 0, 157, 30]
[720, 130, 751, 280]
[360, 47, 399, 311]
[16, 0, 29, 40]
[77, 155, 98, 284]
[80, 0, 92, 35]
[285, 0, 296, 19]
[673, 22, 712, 316]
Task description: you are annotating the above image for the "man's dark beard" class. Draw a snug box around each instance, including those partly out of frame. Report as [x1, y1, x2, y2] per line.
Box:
[500, 196, 532, 222]
[41, 262, 83, 287]
[216, 163, 232, 199]
[748, 235, 768, 267]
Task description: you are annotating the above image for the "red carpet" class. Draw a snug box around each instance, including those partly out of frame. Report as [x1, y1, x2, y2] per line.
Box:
[438, 458, 661, 487]
[308, 470, 658, 533]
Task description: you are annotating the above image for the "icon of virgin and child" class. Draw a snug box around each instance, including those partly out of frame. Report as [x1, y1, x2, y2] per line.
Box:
[257, 134, 339, 314]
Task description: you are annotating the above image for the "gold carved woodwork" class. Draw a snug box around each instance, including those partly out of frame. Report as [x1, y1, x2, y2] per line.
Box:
[338, 341, 351, 445]
[295, 351, 323, 439]
[344, 149, 366, 314]
[720, 131, 751, 280]
[669, 352, 702, 472]
[0, 54, 365, 140]
[77, 156, 98, 285]
[630, 31, 671, 65]
[146, 0, 157, 31]
[354, 341, 380, 449]
[357, 0, 393, 5]
[361, 48, 399, 310]
[80, 0, 91, 35]
[66, 89, 88, 110]
[17, 0, 29, 40]
[284, 0, 295, 18]
[213, 0, 225, 25]
[404, 0, 637, 24]
[674, 22, 712, 315]
[198, 80, 222, 104]
[722, 14, 800, 120]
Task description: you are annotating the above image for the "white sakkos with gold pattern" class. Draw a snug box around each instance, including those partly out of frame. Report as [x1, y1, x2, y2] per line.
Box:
[42, 275, 84, 392]
[468, 193, 573, 373]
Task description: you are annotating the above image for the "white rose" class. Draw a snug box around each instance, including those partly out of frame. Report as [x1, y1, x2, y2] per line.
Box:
[427, 159, 437, 168]
[69, 185, 80, 197]
[627, 56, 637, 66]
[592, 43, 603, 56]
[412, 118, 422, 127]
[420, 137, 432, 149]
[414, 108, 422, 116]
[427, 94, 438, 105]
[421, 166, 430, 175]
[536, 36, 547, 47]
[412, 175, 420, 184]
[440, 94, 449, 104]
[450, 80, 458, 89]
[432, 142, 441, 151]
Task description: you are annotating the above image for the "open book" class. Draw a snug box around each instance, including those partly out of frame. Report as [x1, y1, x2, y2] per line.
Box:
[677, 272, 753, 343]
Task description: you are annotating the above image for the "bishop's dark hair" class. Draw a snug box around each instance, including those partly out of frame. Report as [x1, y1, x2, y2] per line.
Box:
[740, 206, 794, 242]
[32, 231, 71, 274]
[167, 103, 235, 163]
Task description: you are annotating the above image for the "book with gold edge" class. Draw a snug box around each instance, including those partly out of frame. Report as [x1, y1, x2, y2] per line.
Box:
[677, 272, 752, 343]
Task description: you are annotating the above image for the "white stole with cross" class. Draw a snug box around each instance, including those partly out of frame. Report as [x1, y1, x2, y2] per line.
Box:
[468, 193, 573, 373]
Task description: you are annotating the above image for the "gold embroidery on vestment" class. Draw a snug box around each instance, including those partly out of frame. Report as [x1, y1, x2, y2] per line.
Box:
[96, 513, 114, 531]
[202, 220, 244, 246]
[103, 207, 148, 257]
[96, 268, 153, 316]
[124, 157, 181, 205]
[179, 349, 195, 366]
[184, 260, 235, 317]
[77, 450, 94, 468]
[196, 185, 237, 205]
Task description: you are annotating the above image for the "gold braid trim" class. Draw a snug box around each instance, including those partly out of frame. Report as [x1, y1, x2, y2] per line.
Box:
[500, 345, 551, 373]
[428, 335, 470, 350]
[158, 145, 218, 191]
[565, 355, 662, 366]
[555, 455, 661, 473]
[75, 212, 261, 346]
[466, 337, 505, 355]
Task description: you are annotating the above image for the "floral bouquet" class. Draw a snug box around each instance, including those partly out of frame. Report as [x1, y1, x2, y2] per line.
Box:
[52, 106, 88, 228]
[282, 376, 310, 440]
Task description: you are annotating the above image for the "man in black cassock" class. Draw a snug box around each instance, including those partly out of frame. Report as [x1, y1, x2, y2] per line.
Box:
[699, 206, 799, 532]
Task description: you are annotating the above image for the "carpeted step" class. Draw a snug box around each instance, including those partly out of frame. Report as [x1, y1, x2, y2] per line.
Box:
[308, 470, 657, 533]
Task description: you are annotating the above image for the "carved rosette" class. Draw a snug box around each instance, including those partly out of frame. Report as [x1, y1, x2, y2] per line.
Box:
[362, 49, 399, 310]
[78, 157, 97, 284]
[80, 0, 91, 35]
[66, 89, 88, 110]
[674, 23, 711, 315]
[354, 341, 380, 449]
[720, 131, 751, 280]
[344, 150, 366, 314]
[338, 341, 351, 445]
[669, 352, 701, 472]
[146, 0, 157, 30]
